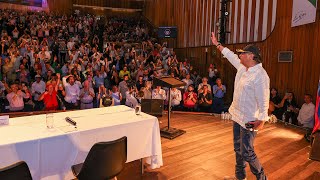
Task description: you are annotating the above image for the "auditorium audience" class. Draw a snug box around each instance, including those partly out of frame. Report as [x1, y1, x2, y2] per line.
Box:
[0, 8, 314, 133]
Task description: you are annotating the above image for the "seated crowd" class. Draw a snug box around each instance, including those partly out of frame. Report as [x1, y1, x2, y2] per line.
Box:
[269, 88, 316, 140]
[1, 9, 314, 134]
[0, 9, 227, 114]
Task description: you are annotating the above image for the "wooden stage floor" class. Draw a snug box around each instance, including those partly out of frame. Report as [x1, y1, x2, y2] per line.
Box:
[118, 113, 320, 180]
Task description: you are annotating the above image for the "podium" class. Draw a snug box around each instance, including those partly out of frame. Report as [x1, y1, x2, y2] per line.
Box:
[153, 77, 186, 139]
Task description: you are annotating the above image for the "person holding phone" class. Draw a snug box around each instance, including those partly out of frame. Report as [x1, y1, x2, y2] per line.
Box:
[211, 32, 269, 180]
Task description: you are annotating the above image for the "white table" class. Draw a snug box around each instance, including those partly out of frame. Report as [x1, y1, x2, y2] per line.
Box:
[0, 106, 163, 180]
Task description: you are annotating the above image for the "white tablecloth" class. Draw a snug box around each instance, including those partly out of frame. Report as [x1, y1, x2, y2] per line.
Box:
[0, 106, 163, 180]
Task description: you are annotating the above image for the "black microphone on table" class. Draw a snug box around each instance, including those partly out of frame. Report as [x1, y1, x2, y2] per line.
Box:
[65, 117, 77, 127]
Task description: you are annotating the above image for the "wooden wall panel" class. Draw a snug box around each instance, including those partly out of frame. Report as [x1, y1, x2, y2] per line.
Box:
[73, 0, 144, 9]
[144, 0, 277, 48]
[145, 0, 320, 105]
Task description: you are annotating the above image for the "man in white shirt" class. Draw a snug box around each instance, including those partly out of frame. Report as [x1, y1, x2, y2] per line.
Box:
[125, 85, 138, 108]
[168, 87, 182, 110]
[212, 32, 269, 180]
[182, 74, 193, 91]
[298, 94, 315, 141]
[31, 75, 46, 110]
[80, 80, 95, 109]
[152, 86, 167, 100]
[62, 75, 80, 110]
[298, 94, 315, 128]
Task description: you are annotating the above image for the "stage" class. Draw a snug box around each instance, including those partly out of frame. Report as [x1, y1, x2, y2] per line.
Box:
[118, 112, 320, 180]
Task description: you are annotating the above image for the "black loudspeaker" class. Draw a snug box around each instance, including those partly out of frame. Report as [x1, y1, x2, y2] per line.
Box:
[141, 99, 164, 116]
[158, 27, 177, 38]
[309, 131, 320, 161]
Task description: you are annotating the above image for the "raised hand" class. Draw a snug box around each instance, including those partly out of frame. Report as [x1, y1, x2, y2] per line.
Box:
[211, 32, 218, 46]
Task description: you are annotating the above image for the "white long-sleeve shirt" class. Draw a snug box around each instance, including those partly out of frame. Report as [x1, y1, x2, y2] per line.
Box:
[62, 77, 80, 103]
[168, 89, 182, 106]
[221, 48, 270, 128]
[31, 81, 46, 101]
[152, 89, 167, 100]
[297, 102, 315, 128]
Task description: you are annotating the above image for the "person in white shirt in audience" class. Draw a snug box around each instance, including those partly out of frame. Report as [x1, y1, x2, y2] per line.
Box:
[125, 85, 138, 108]
[198, 77, 211, 94]
[168, 87, 182, 110]
[142, 81, 152, 99]
[62, 74, 80, 110]
[6, 83, 30, 112]
[182, 74, 193, 92]
[31, 75, 46, 111]
[152, 85, 167, 100]
[298, 94, 315, 141]
[111, 85, 122, 106]
[80, 80, 95, 109]
[298, 94, 315, 128]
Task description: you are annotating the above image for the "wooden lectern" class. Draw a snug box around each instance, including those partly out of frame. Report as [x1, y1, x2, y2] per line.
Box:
[153, 77, 186, 139]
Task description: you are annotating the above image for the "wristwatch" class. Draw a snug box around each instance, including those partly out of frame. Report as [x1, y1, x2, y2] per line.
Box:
[216, 42, 222, 48]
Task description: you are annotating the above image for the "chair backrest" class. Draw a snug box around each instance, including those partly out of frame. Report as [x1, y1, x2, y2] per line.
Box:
[78, 136, 128, 180]
[0, 161, 33, 180]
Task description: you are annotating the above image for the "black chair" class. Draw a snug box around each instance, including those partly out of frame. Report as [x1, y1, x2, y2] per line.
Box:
[72, 136, 127, 180]
[0, 161, 33, 180]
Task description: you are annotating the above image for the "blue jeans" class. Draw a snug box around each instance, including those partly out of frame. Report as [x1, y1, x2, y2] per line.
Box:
[233, 122, 266, 180]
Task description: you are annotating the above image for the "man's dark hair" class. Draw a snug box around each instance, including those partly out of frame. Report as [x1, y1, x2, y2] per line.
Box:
[305, 94, 313, 99]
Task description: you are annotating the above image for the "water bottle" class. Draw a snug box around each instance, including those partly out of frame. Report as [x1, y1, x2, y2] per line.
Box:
[221, 112, 225, 120]
[282, 113, 286, 122]
[289, 117, 292, 124]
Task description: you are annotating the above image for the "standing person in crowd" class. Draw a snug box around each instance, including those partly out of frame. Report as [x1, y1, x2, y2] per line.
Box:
[212, 78, 226, 113]
[278, 92, 299, 124]
[125, 84, 138, 108]
[269, 88, 282, 119]
[136, 75, 145, 91]
[119, 74, 129, 105]
[152, 85, 166, 100]
[142, 81, 152, 99]
[198, 84, 213, 112]
[62, 74, 80, 110]
[183, 84, 197, 111]
[168, 87, 182, 110]
[212, 32, 269, 180]
[198, 77, 211, 94]
[31, 74, 46, 111]
[182, 73, 193, 92]
[111, 85, 122, 106]
[79, 80, 95, 109]
[297, 94, 315, 141]
[38, 74, 61, 110]
[6, 82, 30, 112]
